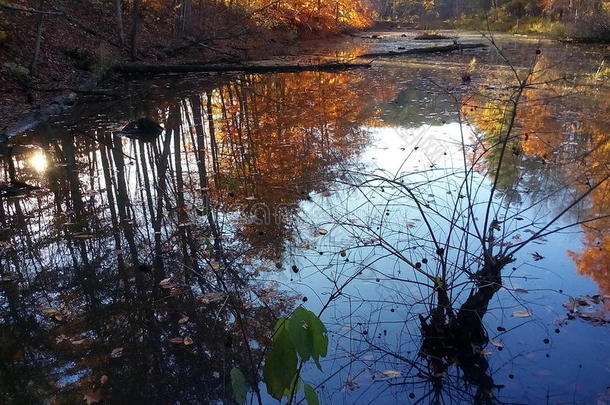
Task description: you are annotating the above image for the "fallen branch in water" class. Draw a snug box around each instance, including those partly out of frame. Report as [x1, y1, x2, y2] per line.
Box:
[112, 60, 372, 75]
[359, 43, 488, 59]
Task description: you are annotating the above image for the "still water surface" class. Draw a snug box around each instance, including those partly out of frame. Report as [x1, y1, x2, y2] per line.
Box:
[1, 32, 609, 404]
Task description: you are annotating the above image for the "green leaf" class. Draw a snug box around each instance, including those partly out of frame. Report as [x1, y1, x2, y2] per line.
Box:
[287, 307, 328, 367]
[304, 384, 320, 405]
[263, 323, 298, 400]
[287, 307, 314, 361]
[307, 312, 328, 369]
[230, 367, 248, 405]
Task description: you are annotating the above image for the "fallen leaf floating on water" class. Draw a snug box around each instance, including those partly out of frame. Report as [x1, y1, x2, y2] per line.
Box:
[514, 288, 529, 294]
[159, 278, 172, 286]
[378, 370, 402, 379]
[40, 307, 65, 321]
[490, 339, 504, 348]
[110, 347, 124, 358]
[563, 295, 609, 324]
[513, 310, 532, 318]
[169, 337, 185, 344]
[344, 379, 359, 391]
[178, 315, 189, 324]
[318, 228, 328, 235]
[83, 388, 103, 404]
[183, 337, 194, 345]
[199, 292, 226, 304]
[100, 375, 108, 385]
[40, 307, 61, 316]
[531, 252, 544, 261]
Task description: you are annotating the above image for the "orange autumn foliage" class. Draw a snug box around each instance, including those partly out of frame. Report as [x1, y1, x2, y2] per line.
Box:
[207, 71, 392, 258]
[237, 0, 373, 31]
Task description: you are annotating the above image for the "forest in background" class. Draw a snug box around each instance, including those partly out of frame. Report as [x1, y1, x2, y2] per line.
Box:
[376, 0, 610, 40]
[1, 0, 608, 131]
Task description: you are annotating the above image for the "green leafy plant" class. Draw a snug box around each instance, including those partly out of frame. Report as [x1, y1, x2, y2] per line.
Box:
[263, 307, 327, 403]
[232, 307, 328, 404]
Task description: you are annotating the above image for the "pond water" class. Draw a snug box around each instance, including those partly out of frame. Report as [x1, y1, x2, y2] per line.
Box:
[1, 32, 609, 404]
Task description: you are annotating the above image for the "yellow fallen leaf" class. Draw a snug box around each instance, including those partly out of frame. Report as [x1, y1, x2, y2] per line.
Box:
[183, 337, 194, 345]
[318, 229, 328, 235]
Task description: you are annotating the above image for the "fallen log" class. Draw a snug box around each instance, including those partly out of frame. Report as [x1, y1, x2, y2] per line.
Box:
[113, 60, 372, 75]
[359, 43, 488, 59]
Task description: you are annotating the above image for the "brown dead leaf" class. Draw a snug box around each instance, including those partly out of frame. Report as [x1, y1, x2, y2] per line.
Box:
[199, 292, 225, 304]
[183, 337, 194, 346]
[489, 339, 504, 349]
[110, 347, 124, 358]
[83, 388, 103, 404]
[169, 337, 185, 344]
[40, 307, 60, 316]
[178, 315, 189, 324]
[100, 375, 108, 385]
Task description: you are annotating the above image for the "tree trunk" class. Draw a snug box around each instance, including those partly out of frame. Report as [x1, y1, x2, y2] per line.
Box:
[130, 0, 141, 61]
[113, 0, 125, 47]
[180, 0, 192, 36]
[30, 0, 45, 76]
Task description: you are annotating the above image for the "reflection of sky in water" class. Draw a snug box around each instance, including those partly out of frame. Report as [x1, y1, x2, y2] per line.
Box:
[53, 363, 90, 388]
[274, 123, 610, 404]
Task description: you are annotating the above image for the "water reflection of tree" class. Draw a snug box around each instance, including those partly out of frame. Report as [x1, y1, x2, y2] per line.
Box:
[0, 70, 385, 403]
[209, 72, 382, 260]
[463, 54, 610, 293]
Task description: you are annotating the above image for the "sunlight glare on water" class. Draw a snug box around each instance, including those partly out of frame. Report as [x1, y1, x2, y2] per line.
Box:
[28, 149, 49, 174]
